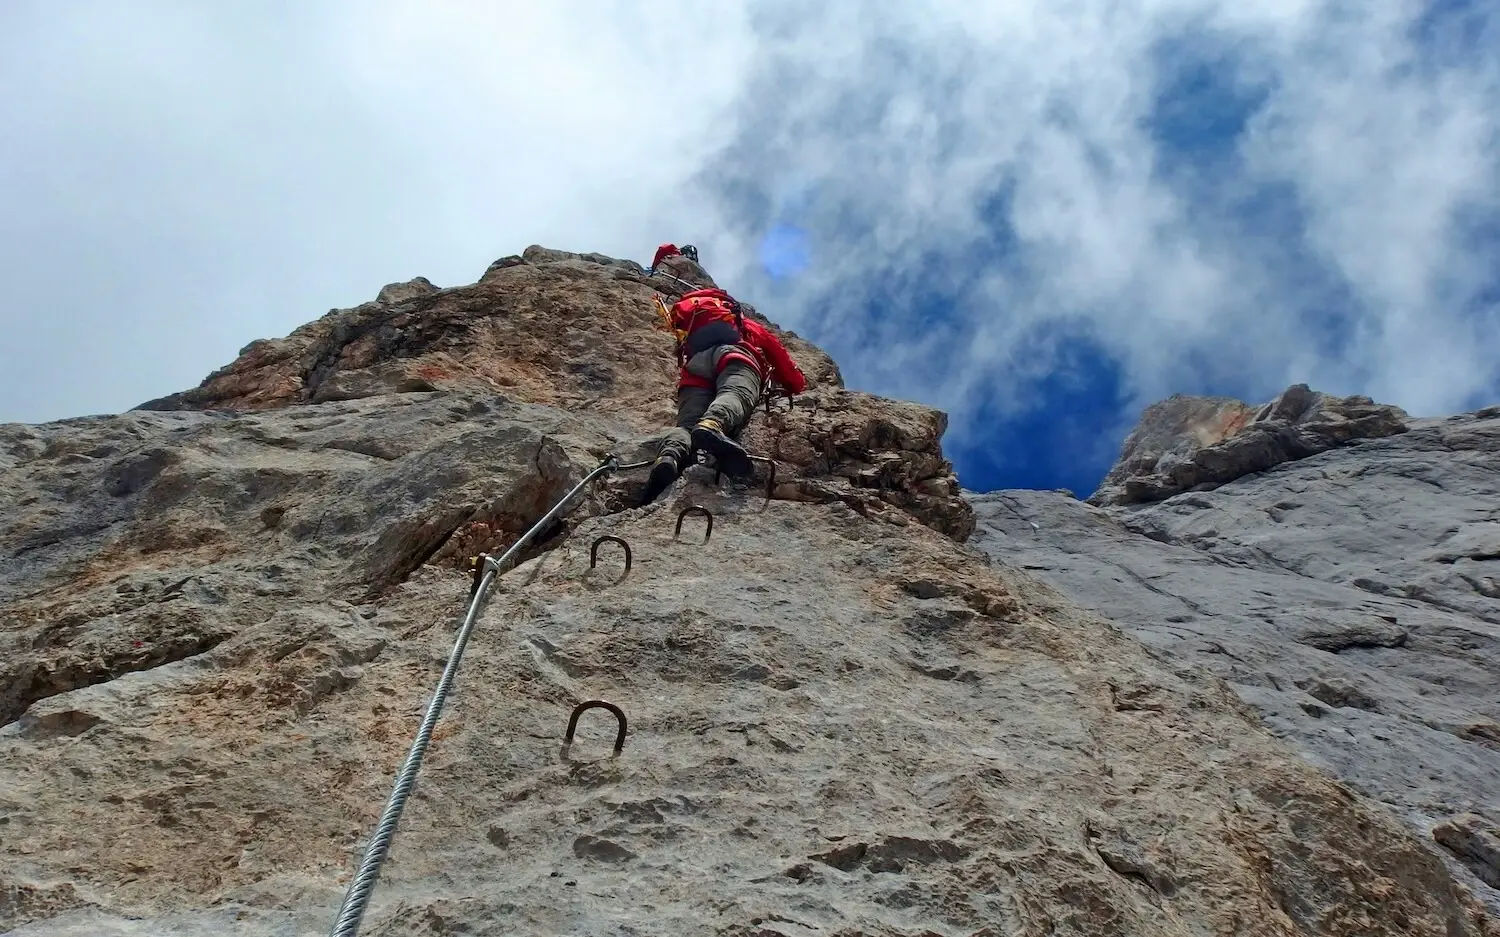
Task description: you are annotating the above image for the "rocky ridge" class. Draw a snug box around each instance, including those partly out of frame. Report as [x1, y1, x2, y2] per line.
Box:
[1088, 383, 1412, 506]
[1, 250, 1496, 935]
[136, 246, 970, 540]
[972, 387, 1500, 911]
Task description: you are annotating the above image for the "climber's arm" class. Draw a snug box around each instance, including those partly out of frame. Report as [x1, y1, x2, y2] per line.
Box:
[743, 320, 807, 395]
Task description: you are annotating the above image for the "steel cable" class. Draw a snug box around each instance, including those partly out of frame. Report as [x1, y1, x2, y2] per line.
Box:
[327, 457, 621, 936]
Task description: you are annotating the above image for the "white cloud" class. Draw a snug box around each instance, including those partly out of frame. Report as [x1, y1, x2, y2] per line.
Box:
[1238, 4, 1500, 410]
[688, 1, 1500, 430]
[1, 0, 1496, 452]
[0, 0, 754, 420]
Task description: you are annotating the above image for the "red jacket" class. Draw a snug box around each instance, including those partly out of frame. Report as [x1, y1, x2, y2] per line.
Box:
[669, 289, 807, 395]
[740, 319, 807, 394]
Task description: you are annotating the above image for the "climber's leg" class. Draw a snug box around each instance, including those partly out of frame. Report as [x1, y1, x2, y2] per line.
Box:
[641, 386, 712, 505]
[703, 361, 762, 436]
[664, 385, 714, 463]
[691, 360, 760, 478]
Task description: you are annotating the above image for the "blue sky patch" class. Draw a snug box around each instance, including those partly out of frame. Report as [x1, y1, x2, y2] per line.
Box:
[1145, 29, 1271, 173]
[758, 223, 811, 280]
[948, 323, 1132, 495]
[1410, 0, 1495, 65]
[695, 6, 1500, 500]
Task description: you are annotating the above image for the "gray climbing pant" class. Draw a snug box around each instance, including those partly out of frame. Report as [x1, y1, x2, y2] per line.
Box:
[658, 345, 763, 465]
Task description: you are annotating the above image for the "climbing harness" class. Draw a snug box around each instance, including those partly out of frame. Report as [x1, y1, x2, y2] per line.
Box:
[327, 454, 643, 937]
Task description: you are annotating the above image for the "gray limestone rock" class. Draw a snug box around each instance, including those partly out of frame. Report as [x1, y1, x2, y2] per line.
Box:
[1436, 814, 1500, 889]
[374, 276, 439, 306]
[4, 252, 1498, 935]
[1090, 383, 1410, 506]
[519, 244, 646, 274]
[5, 477, 1494, 935]
[0, 393, 640, 728]
[970, 406, 1500, 912]
[4, 399, 1496, 934]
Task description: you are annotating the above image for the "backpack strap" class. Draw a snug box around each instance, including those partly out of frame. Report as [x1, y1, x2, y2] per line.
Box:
[728, 296, 745, 335]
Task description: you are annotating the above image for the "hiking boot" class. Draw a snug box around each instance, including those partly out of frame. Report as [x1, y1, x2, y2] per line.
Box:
[639, 454, 681, 506]
[691, 418, 752, 478]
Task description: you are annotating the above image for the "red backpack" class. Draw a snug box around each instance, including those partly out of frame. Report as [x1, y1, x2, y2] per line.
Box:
[668, 288, 743, 336]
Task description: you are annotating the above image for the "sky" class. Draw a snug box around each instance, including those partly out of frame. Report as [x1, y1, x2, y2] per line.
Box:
[2, 0, 1498, 496]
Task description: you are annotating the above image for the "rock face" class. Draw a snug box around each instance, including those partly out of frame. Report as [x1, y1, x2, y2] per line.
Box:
[971, 402, 1500, 912]
[134, 245, 968, 540]
[2, 251, 1497, 935]
[1089, 383, 1410, 506]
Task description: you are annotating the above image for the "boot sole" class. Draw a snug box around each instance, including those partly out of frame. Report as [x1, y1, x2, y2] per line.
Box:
[692, 427, 753, 478]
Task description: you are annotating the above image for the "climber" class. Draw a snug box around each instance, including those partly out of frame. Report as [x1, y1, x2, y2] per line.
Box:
[640, 284, 807, 506]
[649, 242, 698, 272]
